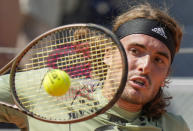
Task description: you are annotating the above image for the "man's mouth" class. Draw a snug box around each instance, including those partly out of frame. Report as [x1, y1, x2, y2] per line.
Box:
[133, 79, 145, 86]
[129, 76, 150, 89]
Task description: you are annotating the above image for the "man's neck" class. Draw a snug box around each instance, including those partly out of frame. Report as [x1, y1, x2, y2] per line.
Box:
[116, 98, 142, 112]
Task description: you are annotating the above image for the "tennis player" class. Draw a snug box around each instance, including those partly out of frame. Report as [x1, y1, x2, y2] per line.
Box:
[0, 2, 190, 131]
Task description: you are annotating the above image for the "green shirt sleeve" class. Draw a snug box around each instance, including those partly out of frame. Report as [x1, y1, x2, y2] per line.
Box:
[0, 74, 29, 130]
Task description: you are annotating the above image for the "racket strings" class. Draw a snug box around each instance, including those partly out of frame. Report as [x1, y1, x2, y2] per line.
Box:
[15, 65, 122, 104]
[22, 38, 112, 62]
[13, 26, 124, 121]
[19, 46, 111, 71]
[16, 80, 119, 101]
[29, 31, 108, 53]
[17, 42, 113, 75]
[15, 72, 121, 111]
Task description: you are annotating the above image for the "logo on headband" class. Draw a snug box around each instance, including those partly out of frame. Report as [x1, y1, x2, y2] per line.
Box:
[151, 27, 167, 39]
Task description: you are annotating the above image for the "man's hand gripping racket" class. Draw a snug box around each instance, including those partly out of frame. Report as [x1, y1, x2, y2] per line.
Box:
[0, 24, 128, 124]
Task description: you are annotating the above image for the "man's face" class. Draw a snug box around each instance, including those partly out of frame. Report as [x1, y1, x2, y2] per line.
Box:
[120, 34, 171, 106]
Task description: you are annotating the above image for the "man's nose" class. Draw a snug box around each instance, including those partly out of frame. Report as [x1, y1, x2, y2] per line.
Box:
[137, 55, 151, 74]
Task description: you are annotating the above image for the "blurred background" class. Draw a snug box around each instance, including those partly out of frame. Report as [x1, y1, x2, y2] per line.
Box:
[0, 0, 192, 130]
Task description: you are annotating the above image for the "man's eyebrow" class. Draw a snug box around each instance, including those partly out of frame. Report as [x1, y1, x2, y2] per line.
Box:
[129, 43, 170, 60]
[157, 52, 169, 60]
[129, 43, 146, 49]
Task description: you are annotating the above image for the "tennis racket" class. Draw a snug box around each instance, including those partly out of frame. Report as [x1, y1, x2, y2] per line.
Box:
[0, 23, 128, 124]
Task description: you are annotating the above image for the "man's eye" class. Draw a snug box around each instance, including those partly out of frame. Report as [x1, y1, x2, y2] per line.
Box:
[129, 48, 138, 55]
[155, 57, 164, 64]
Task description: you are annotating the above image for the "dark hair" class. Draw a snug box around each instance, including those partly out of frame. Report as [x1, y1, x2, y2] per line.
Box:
[142, 80, 172, 119]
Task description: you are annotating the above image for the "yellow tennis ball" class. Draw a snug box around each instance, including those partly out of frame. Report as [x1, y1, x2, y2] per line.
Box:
[43, 69, 71, 96]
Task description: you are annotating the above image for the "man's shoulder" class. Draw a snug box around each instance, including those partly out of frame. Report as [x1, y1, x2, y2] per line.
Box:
[160, 112, 190, 131]
[161, 112, 186, 123]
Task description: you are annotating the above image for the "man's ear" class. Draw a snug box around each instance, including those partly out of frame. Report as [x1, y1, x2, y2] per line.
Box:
[162, 67, 171, 87]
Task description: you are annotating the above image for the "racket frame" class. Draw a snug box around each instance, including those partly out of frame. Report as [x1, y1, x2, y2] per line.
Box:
[7, 23, 128, 124]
